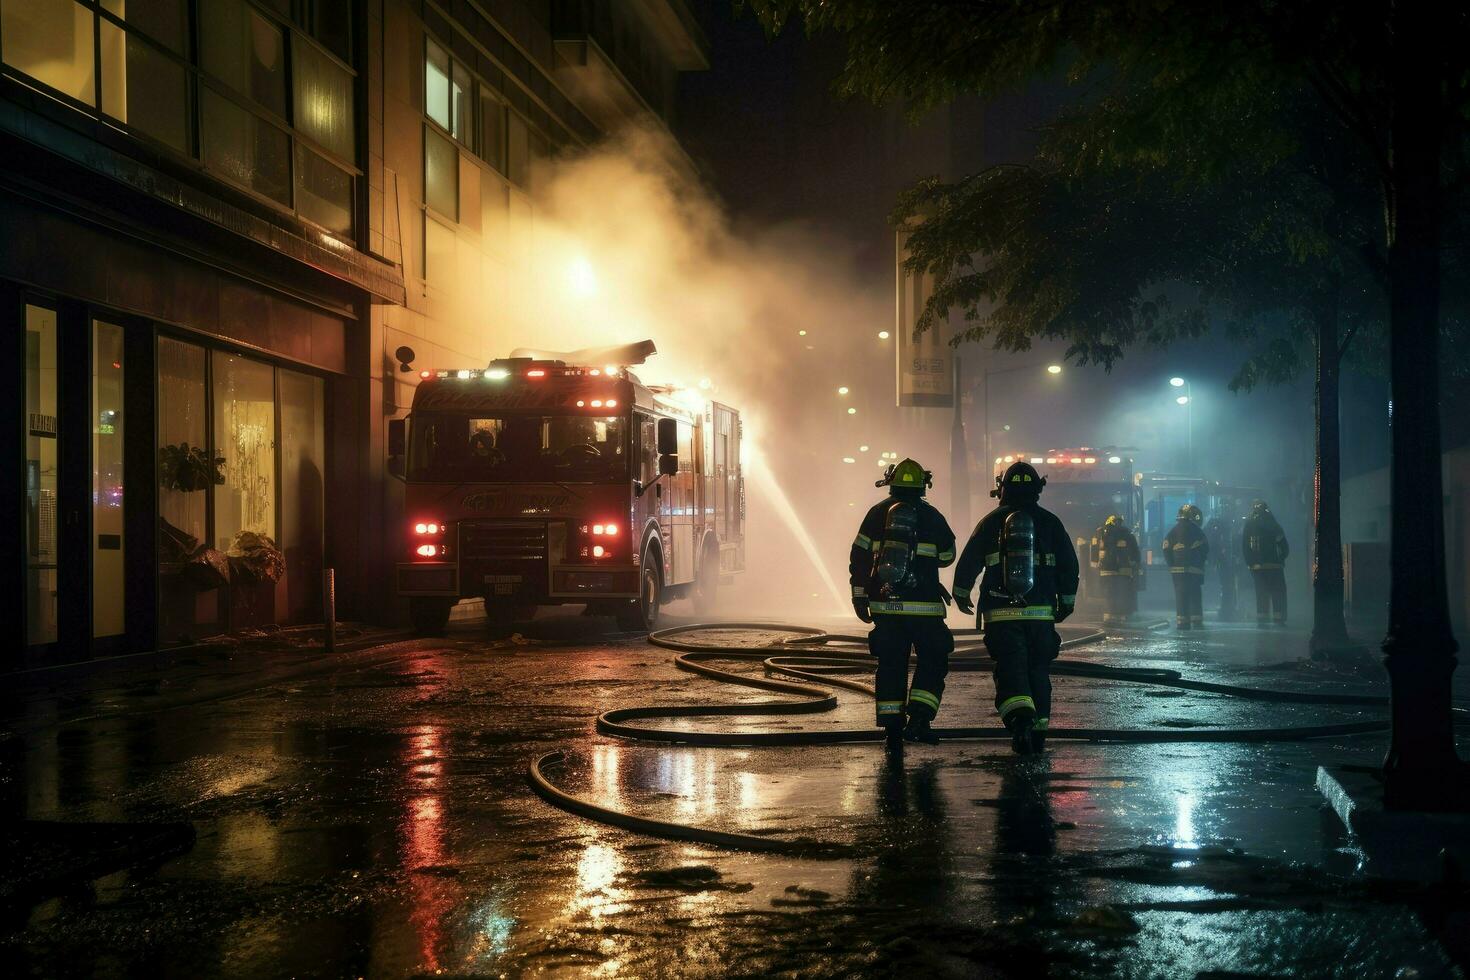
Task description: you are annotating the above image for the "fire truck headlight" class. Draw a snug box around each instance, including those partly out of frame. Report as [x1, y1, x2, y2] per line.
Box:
[416, 544, 438, 558]
[592, 524, 605, 535]
[486, 368, 509, 380]
[1109, 455, 1123, 464]
[414, 522, 428, 534]
[592, 545, 605, 558]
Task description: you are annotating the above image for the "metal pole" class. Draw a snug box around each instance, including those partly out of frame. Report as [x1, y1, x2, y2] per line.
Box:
[323, 568, 337, 652]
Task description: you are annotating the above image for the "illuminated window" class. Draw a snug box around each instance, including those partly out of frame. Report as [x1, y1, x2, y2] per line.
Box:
[293, 36, 354, 160]
[425, 38, 450, 130]
[424, 125, 458, 219]
[1, 0, 97, 106]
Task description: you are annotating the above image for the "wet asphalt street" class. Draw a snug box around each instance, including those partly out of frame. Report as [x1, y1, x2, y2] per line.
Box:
[2, 609, 1468, 979]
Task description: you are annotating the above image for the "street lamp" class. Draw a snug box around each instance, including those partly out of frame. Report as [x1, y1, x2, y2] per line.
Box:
[1047, 364, 1063, 375]
[1171, 377, 1194, 469]
[971, 362, 1065, 480]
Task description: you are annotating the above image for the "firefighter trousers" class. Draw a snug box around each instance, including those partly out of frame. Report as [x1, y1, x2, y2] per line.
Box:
[1251, 568, 1287, 624]
[868, 615, 953, 727]
[984, 621, 1060, 727]
[1171, 572, 1204, 627]
[1101, 575, 1136, 624]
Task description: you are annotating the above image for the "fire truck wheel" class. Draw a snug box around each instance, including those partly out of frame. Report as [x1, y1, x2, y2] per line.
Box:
[693, 544, 720, 616]
[617, 546, 662, 632]
[410, 598, 452, 636]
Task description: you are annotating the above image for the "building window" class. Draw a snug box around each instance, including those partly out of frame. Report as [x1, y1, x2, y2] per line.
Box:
[202, 86, 291, 206]
[100, 22, 190, 153]
[295, 142, 352, 235]
[425, 37, 450, 131]
[423, 214, 454, 286]
[506, 110, 529, 188]
[212, 350, 276, 551]
[292, 34, 354, 161]
[479, 87, 505, 174]
[424, 124, 458, 220]
[1, 0, 360, 240]
[200, 0, 287, 118]
[1, 0, 97, 106]
[101, 0, 187, 54]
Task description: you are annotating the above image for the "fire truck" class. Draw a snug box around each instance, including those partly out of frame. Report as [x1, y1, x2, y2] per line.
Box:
[387, 342, 744, 635]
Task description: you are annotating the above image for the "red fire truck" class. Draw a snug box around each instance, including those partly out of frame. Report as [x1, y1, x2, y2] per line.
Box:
[388, 343, 744, 635]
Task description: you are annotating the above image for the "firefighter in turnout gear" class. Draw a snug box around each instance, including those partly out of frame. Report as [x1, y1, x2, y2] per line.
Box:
[952, 461, 1079, 755]
[849, 458, 957, 747]
[1242, 499, 1289, 625]
[1204, 504, 1241, 622]
[1164, 504, 1209, 629]
[1090, 515, 1141, 626]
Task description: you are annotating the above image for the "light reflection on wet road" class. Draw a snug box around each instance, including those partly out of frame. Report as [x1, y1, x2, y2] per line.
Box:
[1, 612, 1465, 977]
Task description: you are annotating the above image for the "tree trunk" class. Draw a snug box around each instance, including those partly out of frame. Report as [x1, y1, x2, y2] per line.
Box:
[1310, 287, 1351, 658]
[1381, 2, 1463, 810]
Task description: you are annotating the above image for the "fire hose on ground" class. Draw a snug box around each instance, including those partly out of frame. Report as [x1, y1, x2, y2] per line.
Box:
[528, 622, 1415, 856]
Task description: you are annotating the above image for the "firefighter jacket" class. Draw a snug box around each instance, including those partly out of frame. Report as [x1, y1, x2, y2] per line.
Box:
[1163, 519, 1209, 574]
[953, 501, 1080, 625]
[1242, 513, 1289, 570]
[849, 496, 956, 616]
[1090, 522, 1141, 578]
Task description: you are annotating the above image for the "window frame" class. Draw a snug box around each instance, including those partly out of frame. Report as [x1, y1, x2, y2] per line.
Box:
[0, 0, 363, 240]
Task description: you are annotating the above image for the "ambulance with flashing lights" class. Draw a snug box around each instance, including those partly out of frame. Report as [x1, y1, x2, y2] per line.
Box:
[388, 341, 744, 635]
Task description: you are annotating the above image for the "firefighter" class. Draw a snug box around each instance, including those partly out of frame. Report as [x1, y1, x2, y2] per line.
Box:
[1242, 499, 1289, 625]
[1090, 514, 1141, 626]
[849, 458, 958, 747]
[952, 461, 1079, 756]
[1204, 503, 1240, 621]
[1163, 504, 1209, 629]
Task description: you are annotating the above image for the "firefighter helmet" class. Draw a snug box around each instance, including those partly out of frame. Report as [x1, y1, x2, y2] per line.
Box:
[1178, 503, 1203, 524]
[877, 457, 931, 494]
[991, 460, 1046, 499]
[1104, 513, 1123, 527]
[1250, 498, 1270, 514]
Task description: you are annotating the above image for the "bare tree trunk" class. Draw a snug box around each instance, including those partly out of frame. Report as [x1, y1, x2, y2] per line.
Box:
[1381, 1, 1463, 810]
[1310, 285, 1351, 658]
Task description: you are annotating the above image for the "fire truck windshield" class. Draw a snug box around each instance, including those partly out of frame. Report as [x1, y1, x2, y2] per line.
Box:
[407, 413, 628, 484]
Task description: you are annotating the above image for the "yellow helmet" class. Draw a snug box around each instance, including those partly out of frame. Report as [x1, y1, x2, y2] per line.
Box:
[877, 457, 931, 494]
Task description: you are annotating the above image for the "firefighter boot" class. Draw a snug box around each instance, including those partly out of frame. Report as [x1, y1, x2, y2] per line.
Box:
[902, 715, 940, 744]
[1006, 706, 1038, 755]
[1031, 716, 1049, 753]
[883, 718, 905, 753]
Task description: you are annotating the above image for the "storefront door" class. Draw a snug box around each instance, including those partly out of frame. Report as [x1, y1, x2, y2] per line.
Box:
[18, 296, 149, 659]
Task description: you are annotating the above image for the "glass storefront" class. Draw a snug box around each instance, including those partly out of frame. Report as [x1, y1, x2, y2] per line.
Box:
[92, 319, 125, 638]
[24, 305, 60, 647]
[158, 339, 327, 644]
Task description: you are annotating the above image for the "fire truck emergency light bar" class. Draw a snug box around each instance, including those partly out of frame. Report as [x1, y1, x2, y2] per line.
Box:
[418, 363, 622, 381]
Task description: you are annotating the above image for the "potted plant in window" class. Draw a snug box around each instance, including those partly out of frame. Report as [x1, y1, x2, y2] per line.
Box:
[159, 442, 225, 493]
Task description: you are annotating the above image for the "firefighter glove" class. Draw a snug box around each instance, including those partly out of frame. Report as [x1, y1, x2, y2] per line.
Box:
[852, 598, 873, 623]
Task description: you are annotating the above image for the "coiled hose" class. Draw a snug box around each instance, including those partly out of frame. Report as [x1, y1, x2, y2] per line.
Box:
[528, 622, 1398, 855]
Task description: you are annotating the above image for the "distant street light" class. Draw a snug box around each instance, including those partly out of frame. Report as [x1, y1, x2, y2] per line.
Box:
[847, 407, 857, 415]
[837, 386, 849, 395]
[1171, 377, 1194, 467]
[1047, 364, 1063, 375]
[878, 330, 891, 340]
[970, 362, 1067, 472]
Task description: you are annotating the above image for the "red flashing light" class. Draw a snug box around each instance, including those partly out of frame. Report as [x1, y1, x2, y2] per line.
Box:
[592, 545, 605, 558]
[416, 544, 438, 557]
[420, 370, 431, 379]
[606, 399, 618, 408]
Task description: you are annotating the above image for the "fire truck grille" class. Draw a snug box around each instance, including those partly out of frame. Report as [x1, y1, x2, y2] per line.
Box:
[460, 521, 548, 561]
